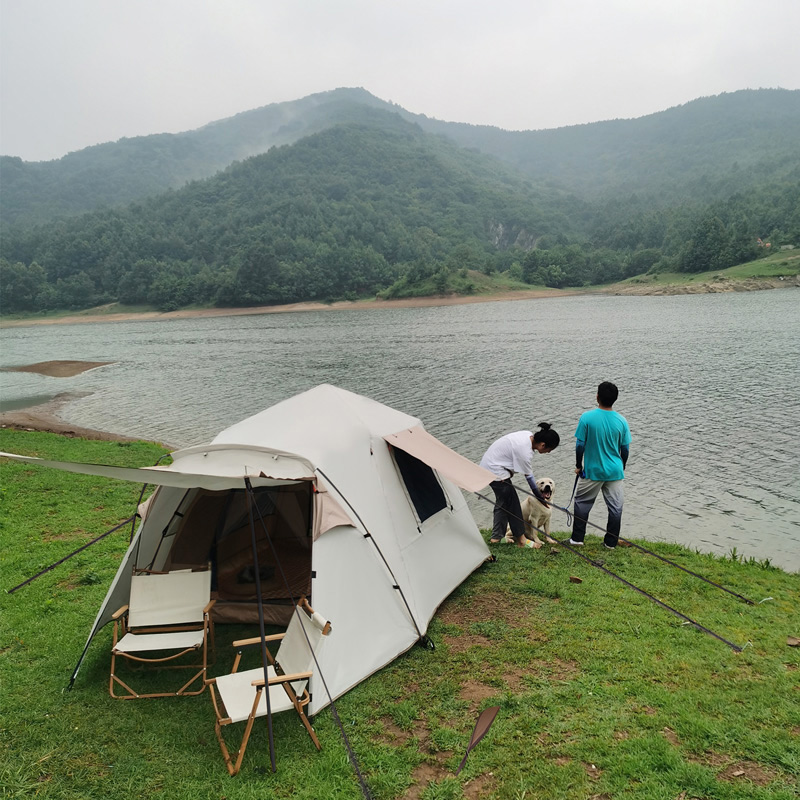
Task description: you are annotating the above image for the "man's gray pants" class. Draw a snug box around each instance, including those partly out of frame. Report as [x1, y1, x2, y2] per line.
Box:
[571, 478, 624, 547]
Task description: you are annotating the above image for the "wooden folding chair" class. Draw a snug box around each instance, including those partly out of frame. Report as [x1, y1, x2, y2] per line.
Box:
[109, 569, 215, 699]
[208, 597, 331, 776]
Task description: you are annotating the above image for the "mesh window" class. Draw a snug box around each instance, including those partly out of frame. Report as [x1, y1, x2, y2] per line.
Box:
[391, 445, 447, 523]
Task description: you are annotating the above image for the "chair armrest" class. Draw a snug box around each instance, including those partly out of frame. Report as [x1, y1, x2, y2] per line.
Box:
[203, 599, 216, 614]
[111, 605, 129, 620]
[251, 671, 312, 687]
[233, 633, 284, 649]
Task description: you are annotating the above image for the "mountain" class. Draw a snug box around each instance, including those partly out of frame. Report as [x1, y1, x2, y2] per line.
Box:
[0, 115, 586, 311]
[0, 89, 395, 226]
[1, 88, 798, 314]
[3, 88, 799, 227]
[406, 88, 800, 202]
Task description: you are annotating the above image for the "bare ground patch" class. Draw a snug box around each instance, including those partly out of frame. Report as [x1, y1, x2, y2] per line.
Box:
[688, 750, 730, 769]
[459, 679, 500, 711]
[662, 727, 681, 747]
[462, 772, 497, 799]
[582, 761, 603, 781]
[717, 760, 780, 786]
[403, 763, 447, 800]
[439, 590, 530, 629]
[377, 717, 413, 745]
[442, 632, 493, 654]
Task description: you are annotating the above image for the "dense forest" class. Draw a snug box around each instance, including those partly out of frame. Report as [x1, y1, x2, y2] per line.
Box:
[1, 89, 798, 313]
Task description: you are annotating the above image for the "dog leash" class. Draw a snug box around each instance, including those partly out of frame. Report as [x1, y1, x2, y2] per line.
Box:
[561, 474, 579, 526]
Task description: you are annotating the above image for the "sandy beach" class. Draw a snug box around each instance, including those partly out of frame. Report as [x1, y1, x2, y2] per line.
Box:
[0, 362, 136, 442]
[0, 396, 138, 441]
[1, 274, 796, 330]
[0, 288, 576, 328]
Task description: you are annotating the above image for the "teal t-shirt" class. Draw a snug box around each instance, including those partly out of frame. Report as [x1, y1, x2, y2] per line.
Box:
[575, 408, 631, 481]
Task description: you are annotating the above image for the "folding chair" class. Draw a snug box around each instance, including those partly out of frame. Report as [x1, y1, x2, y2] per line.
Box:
[109, 568, 215, 699]
[208, 597, 331, 776]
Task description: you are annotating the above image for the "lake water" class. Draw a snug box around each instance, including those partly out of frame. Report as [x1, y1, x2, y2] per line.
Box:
[2, 290, 799, 573]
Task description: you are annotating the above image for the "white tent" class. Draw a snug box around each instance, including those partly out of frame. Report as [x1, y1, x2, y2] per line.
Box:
[4, 385, 494, 713]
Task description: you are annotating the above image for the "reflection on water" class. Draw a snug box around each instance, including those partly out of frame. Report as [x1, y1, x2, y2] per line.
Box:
[2, 290, 799, 572]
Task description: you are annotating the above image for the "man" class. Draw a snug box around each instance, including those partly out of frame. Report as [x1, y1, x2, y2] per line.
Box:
[568, 382, 631, 549]
[479, 423, 560, 547]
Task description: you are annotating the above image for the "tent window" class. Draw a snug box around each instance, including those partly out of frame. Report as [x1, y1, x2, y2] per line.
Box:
[391, 445, 447, 523]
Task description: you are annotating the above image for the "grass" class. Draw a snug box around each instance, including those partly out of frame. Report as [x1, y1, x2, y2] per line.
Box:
[616, 252, 800, 288]
[1, 430, 798, 799]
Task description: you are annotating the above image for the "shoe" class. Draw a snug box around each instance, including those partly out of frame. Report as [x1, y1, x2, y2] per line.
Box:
[604, 544, 616, 550]
[567, 539, 584, 546]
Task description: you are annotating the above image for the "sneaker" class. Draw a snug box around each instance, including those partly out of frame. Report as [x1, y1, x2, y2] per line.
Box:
[567, 539, 584, 546]
[604, 544, 616, 550]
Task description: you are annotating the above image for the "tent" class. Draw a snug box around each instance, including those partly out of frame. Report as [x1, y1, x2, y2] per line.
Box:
[4, 384, 494, 713]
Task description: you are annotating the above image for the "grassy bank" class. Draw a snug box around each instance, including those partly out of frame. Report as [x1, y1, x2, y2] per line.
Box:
[3, 253, 797, 327]
[614, 251, 800, 290]
[1, 431, 798, 800]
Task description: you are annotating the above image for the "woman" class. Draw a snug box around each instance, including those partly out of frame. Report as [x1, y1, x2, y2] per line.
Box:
[479, 423, 560, 547]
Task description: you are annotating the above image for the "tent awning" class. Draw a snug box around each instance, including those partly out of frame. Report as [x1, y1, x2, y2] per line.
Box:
[0, 449, 311, 491]
[383, 426, 495, 493]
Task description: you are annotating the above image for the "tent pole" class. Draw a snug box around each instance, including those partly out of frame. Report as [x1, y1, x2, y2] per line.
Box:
[244, 478, 277, 773]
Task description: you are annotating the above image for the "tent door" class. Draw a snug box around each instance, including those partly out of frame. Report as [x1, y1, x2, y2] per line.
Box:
[163, 484, 314, 625]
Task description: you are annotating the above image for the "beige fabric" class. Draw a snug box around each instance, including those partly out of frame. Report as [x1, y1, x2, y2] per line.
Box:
[312, 478, 356, 541]
[114, 629, 205, 653]
[127, 570, 211, 628]
[384, 426, 495, 493]
[215, 605, 329, 723]
[215, 666, 298, 722]
[137, 492, 155, 523]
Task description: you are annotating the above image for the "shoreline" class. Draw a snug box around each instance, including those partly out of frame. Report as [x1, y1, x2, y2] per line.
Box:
[0, 392, 144, 443]
[0, 275, 797, 329]
[0, 288, 576, 328]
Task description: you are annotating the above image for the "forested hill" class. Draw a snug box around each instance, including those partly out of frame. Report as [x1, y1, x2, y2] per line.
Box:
[0, 89, 393, 227]
[0, 117, 584, 311]
[1, 90, 798, 314]
[2, 87, 799, 227]
[409, 88, 800, 203]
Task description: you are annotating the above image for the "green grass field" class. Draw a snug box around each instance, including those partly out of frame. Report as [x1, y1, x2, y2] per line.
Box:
[617, 251, 800, 288]
[1, 430, 798, 799]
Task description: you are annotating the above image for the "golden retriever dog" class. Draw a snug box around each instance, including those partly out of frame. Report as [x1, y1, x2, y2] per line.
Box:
[505, 478, 557, 549]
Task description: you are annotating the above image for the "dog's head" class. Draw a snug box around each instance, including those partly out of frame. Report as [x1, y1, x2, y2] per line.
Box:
[536, 478, 555, 501]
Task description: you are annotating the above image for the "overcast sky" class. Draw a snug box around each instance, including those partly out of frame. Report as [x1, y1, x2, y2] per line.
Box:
[1, 0, 798, 162]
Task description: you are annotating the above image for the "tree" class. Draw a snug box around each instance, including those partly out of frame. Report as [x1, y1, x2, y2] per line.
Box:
[680, 215, 728, 273]
[0, 259, 47, 312]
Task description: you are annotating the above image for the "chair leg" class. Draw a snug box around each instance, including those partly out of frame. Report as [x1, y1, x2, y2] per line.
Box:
[211, 684, 264, 776]
[297, 708, 321, 750]
[282, 685, 321, 750]
[109, 635, 209, 698]
[232, 687, 264, 776]
[214, 719, 238, 777]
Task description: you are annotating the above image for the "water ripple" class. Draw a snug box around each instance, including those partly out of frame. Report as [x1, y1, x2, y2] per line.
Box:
[1, 290, 798, 571]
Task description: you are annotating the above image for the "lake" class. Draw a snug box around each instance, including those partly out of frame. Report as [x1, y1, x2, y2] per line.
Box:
[2, 290, 799, 572]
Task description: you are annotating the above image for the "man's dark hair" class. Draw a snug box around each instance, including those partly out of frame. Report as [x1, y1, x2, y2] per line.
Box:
[597, 381, 619, 407]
